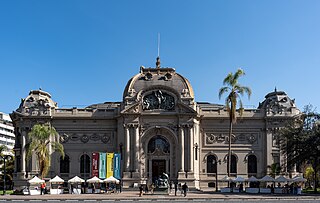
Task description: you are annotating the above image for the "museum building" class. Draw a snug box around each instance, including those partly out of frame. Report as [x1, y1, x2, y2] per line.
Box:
[10, 58, 300, 190]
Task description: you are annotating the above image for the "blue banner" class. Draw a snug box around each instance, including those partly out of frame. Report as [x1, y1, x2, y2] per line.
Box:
[99, 152, 106, 179]
[113, 153, 121, 180]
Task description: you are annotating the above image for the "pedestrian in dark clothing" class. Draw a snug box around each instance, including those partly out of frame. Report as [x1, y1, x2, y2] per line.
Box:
[139, 185, 144, 197]
[174, 182, 178, 196]
[182, 183, 188, 197]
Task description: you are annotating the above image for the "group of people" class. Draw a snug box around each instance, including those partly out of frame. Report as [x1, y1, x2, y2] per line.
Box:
[139, 182, 189, 197]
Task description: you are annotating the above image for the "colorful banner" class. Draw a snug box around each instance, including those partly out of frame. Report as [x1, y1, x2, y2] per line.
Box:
[92, 152, 99, 177]
[99, 152, 106, 179]
[113, 153, 121, 180]
[106, 153, 114, 178]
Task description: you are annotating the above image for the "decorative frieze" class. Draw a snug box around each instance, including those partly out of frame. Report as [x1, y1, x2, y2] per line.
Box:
[204, 132, 258, 145]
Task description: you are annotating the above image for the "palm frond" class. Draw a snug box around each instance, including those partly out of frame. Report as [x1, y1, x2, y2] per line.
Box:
[219, 86, 230, 99]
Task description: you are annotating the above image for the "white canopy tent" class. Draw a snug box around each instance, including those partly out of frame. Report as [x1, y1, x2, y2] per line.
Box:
[28, 176, 45, 184]
[87, 176, 103, 194]
[246, 176, 259, 182]
[68, 176, 85, 183]
[233, 176, 245, 182]
[220, 175, 233, 182]
[275, 175, 289, 182]
[291, 176, 307, 182]
[49, 175, 65, 183]
[104, 176, 120, 184]
[259, 175, 275, 182]
[87, 176, 103, 183]
[68, 176, 85, 194]
[49, 175, 64, 194]
[28, 176, 45, 195]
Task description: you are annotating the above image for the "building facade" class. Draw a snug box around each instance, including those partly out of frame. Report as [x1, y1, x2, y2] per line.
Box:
[0, 112, 15, 154]
[10, 59, 300, 190]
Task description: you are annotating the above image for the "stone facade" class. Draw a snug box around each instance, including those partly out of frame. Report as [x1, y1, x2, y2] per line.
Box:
[10, 59, 300, 190]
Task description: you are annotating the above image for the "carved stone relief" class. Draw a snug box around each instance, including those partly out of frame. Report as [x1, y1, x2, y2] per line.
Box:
[205, 132, 258, 144]
[142, 90, 175, 110]
[24, 98, 52, 116]
[101, 133, 111, 144]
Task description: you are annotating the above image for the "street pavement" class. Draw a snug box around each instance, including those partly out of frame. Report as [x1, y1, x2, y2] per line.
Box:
[0, 191, 320, 202]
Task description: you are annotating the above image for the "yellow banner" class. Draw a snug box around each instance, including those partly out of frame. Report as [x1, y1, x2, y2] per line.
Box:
[106, 153, 114, 178]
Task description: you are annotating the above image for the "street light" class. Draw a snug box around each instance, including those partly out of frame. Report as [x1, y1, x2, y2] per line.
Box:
[212, 159, 221, 192]
[0, 155, 11, 195]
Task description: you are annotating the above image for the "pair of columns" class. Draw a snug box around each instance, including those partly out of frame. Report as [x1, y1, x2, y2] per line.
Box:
[179, 124, 194, 173]
[124, 124, 140, 172]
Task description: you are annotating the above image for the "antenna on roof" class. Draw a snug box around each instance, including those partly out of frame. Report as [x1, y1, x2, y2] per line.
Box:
[156, 33, 161, 69]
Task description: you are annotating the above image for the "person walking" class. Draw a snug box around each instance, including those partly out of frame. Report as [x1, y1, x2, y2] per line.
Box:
[139, 185, 144, 197]
[182, 183, 188, 197]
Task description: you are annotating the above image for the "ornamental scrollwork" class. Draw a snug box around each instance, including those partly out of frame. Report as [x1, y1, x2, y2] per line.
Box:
[142, 90, 175, 111]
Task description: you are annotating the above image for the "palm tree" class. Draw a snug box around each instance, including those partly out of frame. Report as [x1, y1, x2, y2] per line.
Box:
[26, 123, 64, 179]
[219, 68, 251, 177]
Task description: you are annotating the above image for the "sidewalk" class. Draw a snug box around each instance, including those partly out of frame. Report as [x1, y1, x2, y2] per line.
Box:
[1, 191, 320, 201]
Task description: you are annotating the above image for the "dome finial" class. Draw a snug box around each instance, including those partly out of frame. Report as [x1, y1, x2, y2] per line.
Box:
[274, 87, 277, 92]
[156, 56, 161, 69]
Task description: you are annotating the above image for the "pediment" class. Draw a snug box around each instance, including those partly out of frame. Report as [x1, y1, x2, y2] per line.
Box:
[176, 103, 197, 115]
[121, 101, 197, 116]
[121, 103, 140, 115]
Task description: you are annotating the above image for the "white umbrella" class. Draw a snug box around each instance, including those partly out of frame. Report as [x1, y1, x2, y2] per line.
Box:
[49, 175, 65, 183]
[291, 176, 307, 182]
[28, 176, 45, 184]
[220, 175, 233, 182]
[103, 176, 120, 184]
[246, 176, 259, 182]
[87, 176, 103, 183]
[68, 176, 85, 183]
[275, 175, 289, 183]
[233, 176, 245, 182]
[259, 175, 275, 182]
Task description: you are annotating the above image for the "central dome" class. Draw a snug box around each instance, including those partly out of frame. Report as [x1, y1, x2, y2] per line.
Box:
[123, 58, 194, 106]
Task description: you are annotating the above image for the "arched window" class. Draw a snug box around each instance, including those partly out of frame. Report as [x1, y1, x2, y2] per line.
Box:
[248, 155, 257, 173]
[80, 154, 91, 174]
[148, 135, 170, 153]
[227, 155, 237, 174]
[60, 155, 70, 174]
[207, 155, 217, 173]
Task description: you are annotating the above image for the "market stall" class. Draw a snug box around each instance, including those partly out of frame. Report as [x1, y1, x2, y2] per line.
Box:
[49, 175, 65, 194]
[68, 176, 85, 194]
[87, 176, 103, 193]
[28, 176, 45, 195]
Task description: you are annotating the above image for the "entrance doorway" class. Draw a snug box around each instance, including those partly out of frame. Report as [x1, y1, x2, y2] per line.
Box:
[152, 159, 166, 180]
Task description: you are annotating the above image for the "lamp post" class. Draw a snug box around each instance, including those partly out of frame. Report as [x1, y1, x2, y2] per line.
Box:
[0, 155, 10, 195]
[212, 159, 221, 192]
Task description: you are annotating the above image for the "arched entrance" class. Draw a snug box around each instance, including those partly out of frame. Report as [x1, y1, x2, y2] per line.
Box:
[141, 127, 178, 187]
[147, 135, 170, 185]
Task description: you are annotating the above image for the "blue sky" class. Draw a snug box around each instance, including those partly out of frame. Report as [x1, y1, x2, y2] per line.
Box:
[1, 1, 320, 114]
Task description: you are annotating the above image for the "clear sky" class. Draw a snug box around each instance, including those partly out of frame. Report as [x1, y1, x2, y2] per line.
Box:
[1, 0, 320, 114]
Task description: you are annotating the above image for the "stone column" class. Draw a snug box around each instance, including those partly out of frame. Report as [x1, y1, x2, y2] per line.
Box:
[134, 125, 140, 172]
[188, 125, 194, 173]
[179, 126, 185, 172]
[124, 125, 130, 172]
[21, 129, 26, 173]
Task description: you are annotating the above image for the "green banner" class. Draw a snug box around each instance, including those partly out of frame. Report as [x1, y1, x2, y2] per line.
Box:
[99, 152, 106, 179]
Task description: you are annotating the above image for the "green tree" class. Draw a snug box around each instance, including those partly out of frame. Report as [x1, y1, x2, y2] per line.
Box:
[219, 69, 251, 177]
[279, 105, 320, 193]
[26, 123, 64, 179]
[305, 166, 314, 188]
[0, 145, 14, 190]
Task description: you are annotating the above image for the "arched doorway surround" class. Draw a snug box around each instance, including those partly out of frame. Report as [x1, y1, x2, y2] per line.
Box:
[140, 126, 178, 184]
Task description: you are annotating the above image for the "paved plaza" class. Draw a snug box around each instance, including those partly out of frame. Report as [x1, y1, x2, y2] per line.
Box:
[1, 191, 320, 202]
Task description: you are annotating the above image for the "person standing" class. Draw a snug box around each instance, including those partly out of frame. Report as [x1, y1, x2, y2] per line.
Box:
[182, 183, 188, 197]
[139, 185, 144, 197]
[174, 182, 177, 196]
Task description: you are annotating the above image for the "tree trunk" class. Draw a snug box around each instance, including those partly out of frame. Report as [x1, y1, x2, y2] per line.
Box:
[228, 120, 233, 179]
[314, 160, 318, 193]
